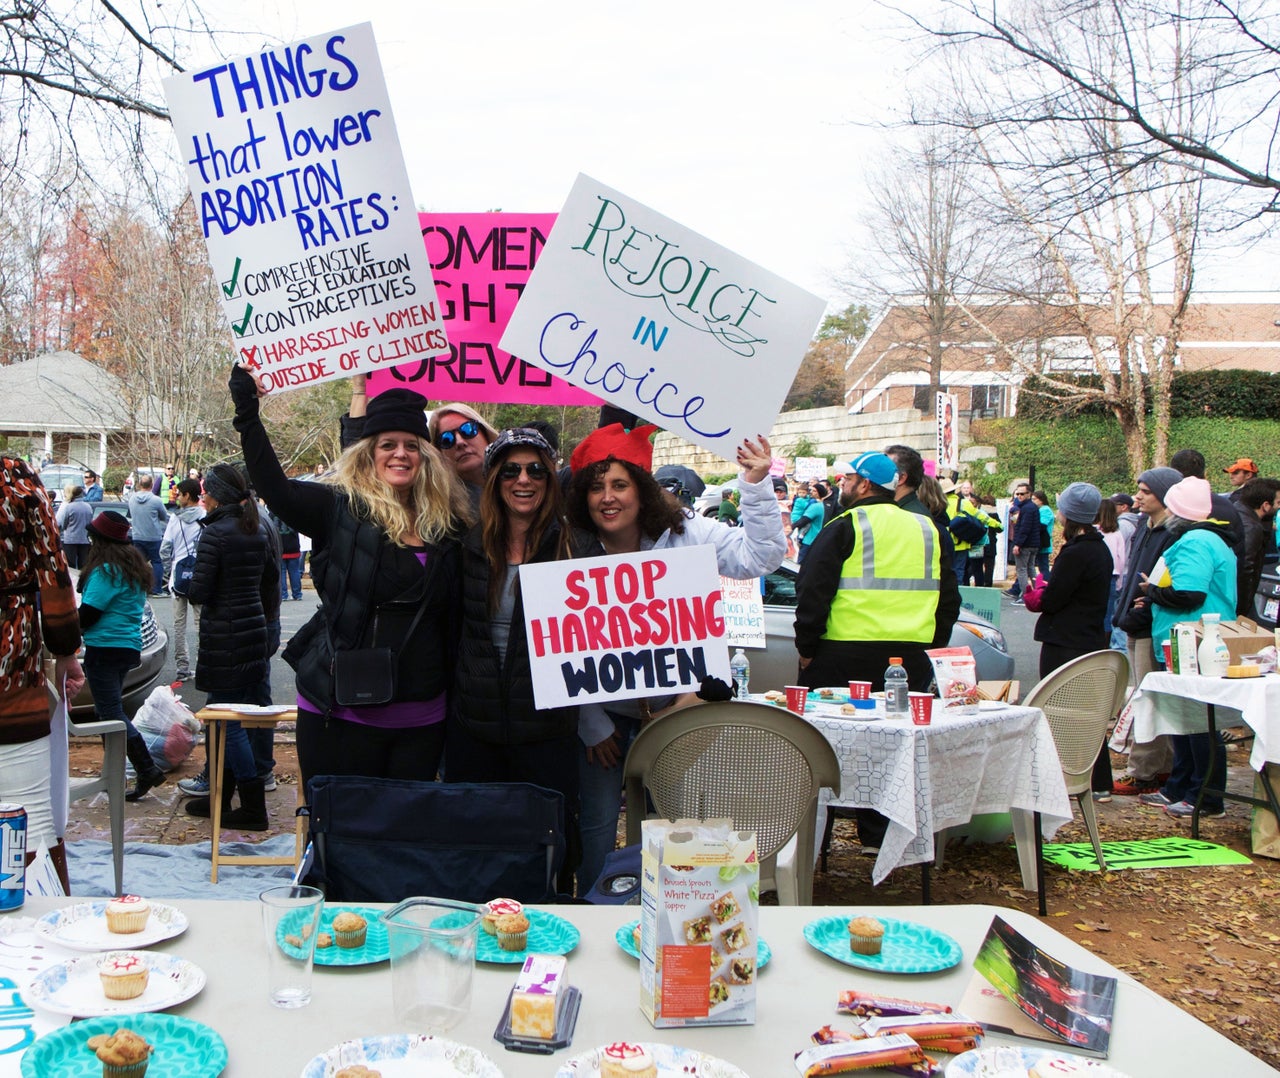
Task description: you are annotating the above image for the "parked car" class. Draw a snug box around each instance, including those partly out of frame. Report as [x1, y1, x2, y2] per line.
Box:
[1252, 554, 1280, 630]
[694, 479, 741, 518]
[742, 560, 1016, 689]
[38, 464, 87, 506]
[68, 587, 169, 721]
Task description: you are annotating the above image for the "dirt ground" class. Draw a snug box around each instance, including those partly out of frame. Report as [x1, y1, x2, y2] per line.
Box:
[67, 735, 1280, 1070]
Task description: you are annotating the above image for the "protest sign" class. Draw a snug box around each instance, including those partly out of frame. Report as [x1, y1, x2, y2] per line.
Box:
[366, 213, 599, 405]
[520, 546, 731, 709]
[719, 575, 766, 648]
[500, 174, 826, 459]
[795, 456, 827, 482]
[163, 23, 446, 394]
[936, 391, 959, 473]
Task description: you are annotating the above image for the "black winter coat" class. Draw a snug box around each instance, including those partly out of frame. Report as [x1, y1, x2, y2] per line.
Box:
[452, 522, 594, 744]
[1032, 529, 1113, 651]
[188, 504, 277, 692]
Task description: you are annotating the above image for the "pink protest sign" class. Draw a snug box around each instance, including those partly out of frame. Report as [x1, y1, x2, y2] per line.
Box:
[366, 213, 599, 405]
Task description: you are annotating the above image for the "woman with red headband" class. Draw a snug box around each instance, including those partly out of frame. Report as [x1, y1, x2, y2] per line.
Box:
[566, 423, 785, 892]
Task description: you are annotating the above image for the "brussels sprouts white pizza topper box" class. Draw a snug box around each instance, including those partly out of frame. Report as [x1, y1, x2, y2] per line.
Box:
[639, 818, 758, 1028]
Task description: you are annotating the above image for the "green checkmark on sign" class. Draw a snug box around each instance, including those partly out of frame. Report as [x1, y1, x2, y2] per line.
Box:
[232, 304, 253, 337]
[222, 256, 243, 298]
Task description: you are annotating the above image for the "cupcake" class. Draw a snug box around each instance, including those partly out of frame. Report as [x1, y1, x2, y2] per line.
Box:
[480, 898, 523, 936]
[600, 1042, 657, 1078]
[331, 911, 368, 949]
[87, 1028, 153, 1078]
[494, 912, 530, 951]
[98, 954, 150, 1000]
[104, 896, 150, 935]
[848, 916, 885, 956]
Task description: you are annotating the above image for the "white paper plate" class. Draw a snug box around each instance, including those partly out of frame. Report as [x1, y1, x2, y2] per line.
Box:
[34, 900, 188, 952]
[27, 951, 206, 1017]
[556, 1042, 748, 1077]
[301, 1034, 503, 1077]
[946, 1046, 1130, 1077]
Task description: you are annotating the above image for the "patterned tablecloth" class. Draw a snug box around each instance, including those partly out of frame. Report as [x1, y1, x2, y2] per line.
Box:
[1131, 671, 1280, 769]
[800, 703, 1072, 885]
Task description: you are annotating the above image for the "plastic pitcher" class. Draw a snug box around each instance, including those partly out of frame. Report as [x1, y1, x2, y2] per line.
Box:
[381, 897, 484, 1032]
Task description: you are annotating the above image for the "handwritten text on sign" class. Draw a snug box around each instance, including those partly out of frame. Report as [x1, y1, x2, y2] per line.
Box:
[719, 575, 765, 649]
[520, 546, 731, 709]
[162, 23, 446, 394]
[366, 213, 597, 406]
[500, 174, 826, 460]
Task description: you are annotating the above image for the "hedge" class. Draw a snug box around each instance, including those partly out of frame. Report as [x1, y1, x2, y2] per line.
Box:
[1016, 370, 1280, 421]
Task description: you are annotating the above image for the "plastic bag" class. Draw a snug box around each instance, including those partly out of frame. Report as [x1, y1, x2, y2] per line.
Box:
[131, 685, 200, 771]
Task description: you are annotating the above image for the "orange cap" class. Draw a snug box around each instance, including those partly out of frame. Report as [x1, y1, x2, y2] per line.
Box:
[1223, 457, 1258, 474]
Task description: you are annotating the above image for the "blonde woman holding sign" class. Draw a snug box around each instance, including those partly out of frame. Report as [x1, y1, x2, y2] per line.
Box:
[565, 423, 785, 892]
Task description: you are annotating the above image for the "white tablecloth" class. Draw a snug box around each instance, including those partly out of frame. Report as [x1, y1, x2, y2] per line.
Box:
[1131, 671, 1280, 770]
[802, 703, 1072, 885]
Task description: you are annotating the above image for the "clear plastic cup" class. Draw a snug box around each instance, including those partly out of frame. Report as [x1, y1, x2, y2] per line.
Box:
[259, 885, 324, 1009]
[381, 897, 484, 1032]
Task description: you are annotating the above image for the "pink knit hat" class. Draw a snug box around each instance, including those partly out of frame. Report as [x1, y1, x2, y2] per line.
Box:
[1164, 476, 1212, 521]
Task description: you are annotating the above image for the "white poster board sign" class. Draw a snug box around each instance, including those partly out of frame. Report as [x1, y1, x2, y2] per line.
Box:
[163, 23, 447, 393]
[936, 392, 959, 473]
[520, 546, 730, 709]
[719, 575, 766, 648]
[795, 456, 827, 483]
[501, 174, 826, 459]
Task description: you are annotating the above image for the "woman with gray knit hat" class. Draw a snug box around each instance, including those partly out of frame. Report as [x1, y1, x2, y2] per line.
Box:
[1022, 482, 1115, 793]
[229, 366, 471, 789]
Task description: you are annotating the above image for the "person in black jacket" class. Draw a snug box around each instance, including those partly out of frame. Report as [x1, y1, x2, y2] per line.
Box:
[183, 463, 278, 829]
[445, 428, 593, 880]
[230, 366, 469, 791]
[1022, 483, 1114, 797]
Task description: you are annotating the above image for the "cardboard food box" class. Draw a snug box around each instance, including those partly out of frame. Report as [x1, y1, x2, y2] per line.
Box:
[1212, 617, 1273, 664]
[640, 818, 758, 1028]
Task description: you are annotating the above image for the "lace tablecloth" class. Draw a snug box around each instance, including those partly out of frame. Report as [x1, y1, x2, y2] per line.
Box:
[1131, 671, 1280, 770]
[802, 703, 1071, 885]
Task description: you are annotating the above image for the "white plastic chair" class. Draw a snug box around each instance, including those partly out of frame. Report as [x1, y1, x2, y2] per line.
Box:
[623, 699, 841, 904]
[1021, 649, 1131, 914]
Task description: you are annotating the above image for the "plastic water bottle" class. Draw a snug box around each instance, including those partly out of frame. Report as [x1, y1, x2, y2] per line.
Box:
[884, 657, 910, 717]
[1197, 613, 1230, 678]
[729, 649, 750, 698]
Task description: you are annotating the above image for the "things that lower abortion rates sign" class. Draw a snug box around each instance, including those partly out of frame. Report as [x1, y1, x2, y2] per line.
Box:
[500, 174, 826, 460]
[521, 546, 731, 709]
[163, 23, 447, 394]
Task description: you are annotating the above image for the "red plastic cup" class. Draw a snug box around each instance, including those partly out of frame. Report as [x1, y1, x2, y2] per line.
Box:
[1161, 641, 1173, 669]
[909, 692, 934, 725]
[784, 685, 808, 714]
[848, 680, 872, 700]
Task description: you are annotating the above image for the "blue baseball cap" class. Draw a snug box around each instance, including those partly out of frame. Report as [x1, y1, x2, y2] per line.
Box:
[843, 452, 899, 488]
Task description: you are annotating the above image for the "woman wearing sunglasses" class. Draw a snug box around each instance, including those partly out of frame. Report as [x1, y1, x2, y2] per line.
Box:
[229, 366, 470, 790]
[565, 423, 786, 892]
[429, 403, 498, 508]
[446, 428, 594, 872]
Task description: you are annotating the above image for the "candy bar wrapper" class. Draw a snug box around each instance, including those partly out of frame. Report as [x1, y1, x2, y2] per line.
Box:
[640, 818, 758, 1028]
[794, 1034, 925, 1076]
[808, 1029, 941, 1076]
[860, 1013, 984, 1045]
[836, 990, 951, 1018]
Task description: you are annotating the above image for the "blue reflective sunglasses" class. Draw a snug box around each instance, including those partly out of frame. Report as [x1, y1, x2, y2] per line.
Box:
[435, 420, 481, 450]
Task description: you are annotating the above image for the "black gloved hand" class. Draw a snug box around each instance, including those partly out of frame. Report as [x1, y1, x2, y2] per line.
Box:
[228, 363, 261, 417]
[696, 676, 734, 702]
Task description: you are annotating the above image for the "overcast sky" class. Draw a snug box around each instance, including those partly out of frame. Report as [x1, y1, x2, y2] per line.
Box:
[205, 0, 1276, 313]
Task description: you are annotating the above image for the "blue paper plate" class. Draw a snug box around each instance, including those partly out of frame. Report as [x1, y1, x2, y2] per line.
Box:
[803, 915, 962, 973]
[312, 905, 389, 966]
[21, 1012, 227, 1077]
[615, 919, 772, 970]
[476, 908, 580, 964]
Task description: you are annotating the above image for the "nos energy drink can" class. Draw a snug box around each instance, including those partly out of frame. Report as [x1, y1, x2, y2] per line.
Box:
[0, 804, 27, 911]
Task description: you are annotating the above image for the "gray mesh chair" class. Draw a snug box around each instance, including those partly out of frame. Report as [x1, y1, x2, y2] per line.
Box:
[623, 699, 841, 904]
[1021, 649, 1131, 914]
[49, 680, 126, 896]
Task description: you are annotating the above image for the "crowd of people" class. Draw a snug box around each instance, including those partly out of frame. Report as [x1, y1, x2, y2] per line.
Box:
[2, 386, 1274, 892]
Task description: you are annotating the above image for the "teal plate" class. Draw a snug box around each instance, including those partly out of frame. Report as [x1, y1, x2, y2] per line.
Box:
[313, 905, 388, 966]
[476, 909, 580, 964]
[615, 919, 772, 970]
[803, 916, 962, 973]
[21, 1012, 227, 1077]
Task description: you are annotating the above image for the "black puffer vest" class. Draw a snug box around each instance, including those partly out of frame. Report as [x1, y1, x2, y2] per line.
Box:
[284, 493, 462, 714]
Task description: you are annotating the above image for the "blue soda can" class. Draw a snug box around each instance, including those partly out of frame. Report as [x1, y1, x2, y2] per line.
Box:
[0, 804, 27, 911]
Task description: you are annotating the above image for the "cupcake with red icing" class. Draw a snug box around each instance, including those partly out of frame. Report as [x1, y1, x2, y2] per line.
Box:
[599, 1042, 657, 1078]
[104, 895, 150, 934]
[98, 953, 149, 1000]
[480, 898, 523, 936]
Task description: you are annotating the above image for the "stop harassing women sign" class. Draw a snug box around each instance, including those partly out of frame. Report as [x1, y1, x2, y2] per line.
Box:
[520, 546, 732, 709]
[163, 23, 446, 394]
[500, 174, 826, 460]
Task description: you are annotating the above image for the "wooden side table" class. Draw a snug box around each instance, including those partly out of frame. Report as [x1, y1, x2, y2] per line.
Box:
[195, 707, 305, 883]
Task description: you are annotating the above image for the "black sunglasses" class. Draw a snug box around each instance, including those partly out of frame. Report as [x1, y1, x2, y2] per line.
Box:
[497, 460, 550, 482]
[435, 420, 481, 450]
